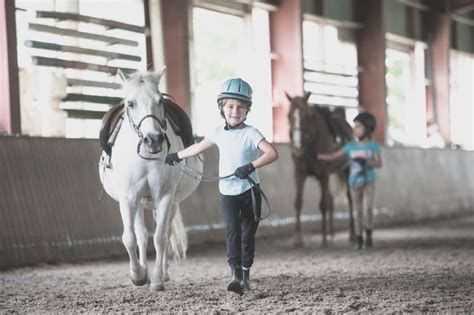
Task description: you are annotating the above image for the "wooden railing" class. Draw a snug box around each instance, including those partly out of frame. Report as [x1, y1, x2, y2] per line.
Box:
[23, 10, 146, 120]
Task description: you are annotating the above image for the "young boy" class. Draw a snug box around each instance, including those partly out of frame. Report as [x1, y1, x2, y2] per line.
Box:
[165, 78, 278, 294]
[318, 112, 382, 250]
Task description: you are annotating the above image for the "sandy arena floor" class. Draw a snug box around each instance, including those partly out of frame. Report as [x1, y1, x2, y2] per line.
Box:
[1, 215, 473, 313]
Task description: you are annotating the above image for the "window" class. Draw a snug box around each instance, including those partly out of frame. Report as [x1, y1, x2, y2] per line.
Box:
[385, 45, 427, 147]
[15, 0, 146, 138]
[302, 19, 359, 122]
[450, 51, 474, 150]
[190, 6, 273, 139]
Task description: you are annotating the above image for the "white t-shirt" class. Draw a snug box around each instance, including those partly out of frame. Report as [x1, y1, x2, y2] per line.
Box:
[208, 124, 264, 195]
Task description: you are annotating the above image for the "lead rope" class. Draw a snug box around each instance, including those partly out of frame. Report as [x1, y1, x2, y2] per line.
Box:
[136, 143, 270, 222]
[175, 162, 270, 222]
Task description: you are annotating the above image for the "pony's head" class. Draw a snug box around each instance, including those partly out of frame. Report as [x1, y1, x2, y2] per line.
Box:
[287, 92, 329, 158]
[119, 66, 168, 154]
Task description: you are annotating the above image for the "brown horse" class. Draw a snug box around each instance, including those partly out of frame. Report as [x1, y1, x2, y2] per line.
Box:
[287, 92, 354, 246]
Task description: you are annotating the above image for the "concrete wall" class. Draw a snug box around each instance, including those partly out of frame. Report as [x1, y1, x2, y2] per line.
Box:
[182, 143, 474, 243]
[1, 137, 473, 268]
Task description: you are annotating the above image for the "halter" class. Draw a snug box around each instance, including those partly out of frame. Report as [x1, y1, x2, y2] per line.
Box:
[125, 96, 171, 158]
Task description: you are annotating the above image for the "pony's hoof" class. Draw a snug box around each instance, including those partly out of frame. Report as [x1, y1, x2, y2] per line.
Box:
[150, 283, 165, 291]
[130, 270, 148, 286]
[163, 274, 170, 282]
[227, 280, 243, 296]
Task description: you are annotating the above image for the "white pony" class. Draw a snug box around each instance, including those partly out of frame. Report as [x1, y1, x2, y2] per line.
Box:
[99, 67, 202, 291]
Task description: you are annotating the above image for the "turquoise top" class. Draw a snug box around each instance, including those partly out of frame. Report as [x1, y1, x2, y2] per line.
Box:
[342, 140, 380, 186]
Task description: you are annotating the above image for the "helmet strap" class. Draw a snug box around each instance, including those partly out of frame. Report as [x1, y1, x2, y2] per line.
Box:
[224, 117, 246, 131]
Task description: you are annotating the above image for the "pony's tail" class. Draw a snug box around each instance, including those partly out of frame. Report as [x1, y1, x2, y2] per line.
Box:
[168, 205, 188, 261]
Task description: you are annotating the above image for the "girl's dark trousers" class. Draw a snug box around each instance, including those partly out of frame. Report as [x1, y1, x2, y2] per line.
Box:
[220, 186, 261, 269]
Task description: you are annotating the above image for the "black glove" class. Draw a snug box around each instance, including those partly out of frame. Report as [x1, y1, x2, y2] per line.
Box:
[353, 157, 366, 166]
[165, 152, 182, 166]
[234, 163, 256, 179]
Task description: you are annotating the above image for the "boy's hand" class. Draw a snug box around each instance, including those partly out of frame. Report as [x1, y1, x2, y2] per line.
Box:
[165, 152, 182, 165]
[234, 163, 255, 179]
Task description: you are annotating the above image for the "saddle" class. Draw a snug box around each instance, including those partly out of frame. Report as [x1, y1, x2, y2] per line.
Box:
[314, 106, 352, 147]
[99, 98, 194, 156]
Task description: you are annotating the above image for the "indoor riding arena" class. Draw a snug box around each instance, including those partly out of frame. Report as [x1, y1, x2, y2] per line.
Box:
[1, 0, 473, 313]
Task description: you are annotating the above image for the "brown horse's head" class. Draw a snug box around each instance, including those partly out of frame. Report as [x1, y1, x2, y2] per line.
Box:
[287, 92, 317, 157]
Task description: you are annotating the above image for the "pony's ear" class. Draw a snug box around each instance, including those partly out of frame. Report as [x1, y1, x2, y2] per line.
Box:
[304, 91, 311, 102]
[117, 69, 130, 82]
[152, 65, 167, 83]
[285, 92, 292, 101]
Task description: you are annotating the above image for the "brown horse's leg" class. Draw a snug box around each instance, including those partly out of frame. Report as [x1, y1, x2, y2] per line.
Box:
[327, 189, 335, 241]
[319, 175, 329, 246]
[294, 173, 306, 247]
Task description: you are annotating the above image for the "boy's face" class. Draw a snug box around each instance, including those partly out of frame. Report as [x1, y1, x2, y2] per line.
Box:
[353, 121, 366, 140]
[221, 99, 248, 126]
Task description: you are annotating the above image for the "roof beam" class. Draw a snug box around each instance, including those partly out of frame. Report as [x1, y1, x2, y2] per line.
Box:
[451, 0, 474, 15]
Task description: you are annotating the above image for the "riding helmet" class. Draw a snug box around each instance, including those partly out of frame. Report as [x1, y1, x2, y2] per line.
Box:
[217, 78, 253, 105]
[353, 112, 376, 134]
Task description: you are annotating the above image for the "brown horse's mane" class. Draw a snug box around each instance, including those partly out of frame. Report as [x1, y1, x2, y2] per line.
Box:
[289, 102, 352, 160]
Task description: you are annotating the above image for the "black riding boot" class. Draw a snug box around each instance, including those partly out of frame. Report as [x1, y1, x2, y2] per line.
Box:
[354, 235, 363, 250]
[227, 265, 243, 295]
[242, 268, 250, 291]
[365, 229, 373, 248]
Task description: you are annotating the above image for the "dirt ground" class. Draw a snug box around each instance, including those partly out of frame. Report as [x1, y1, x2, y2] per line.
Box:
[1, 215, 473, 313]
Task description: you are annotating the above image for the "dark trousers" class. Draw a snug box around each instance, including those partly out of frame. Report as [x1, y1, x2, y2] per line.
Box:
[220, 187, 261, 268]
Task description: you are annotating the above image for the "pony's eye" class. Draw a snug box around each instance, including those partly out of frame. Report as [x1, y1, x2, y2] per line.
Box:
[127, 100, 135, 108]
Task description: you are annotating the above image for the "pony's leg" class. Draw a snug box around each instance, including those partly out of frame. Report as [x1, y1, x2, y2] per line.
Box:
[119, 200, 147, 286]
[134, 207, 149, 284]
[150, 195, 173, 291]
[294, 173, 306, 247]
[162, 204, 178, 282]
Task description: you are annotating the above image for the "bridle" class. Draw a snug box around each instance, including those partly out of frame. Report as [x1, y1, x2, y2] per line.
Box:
[289, 103, 317, 159]
[126, 93, 172, 159]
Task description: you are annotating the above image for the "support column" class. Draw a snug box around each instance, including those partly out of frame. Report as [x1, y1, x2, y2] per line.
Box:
[144, 0, 154, 71]
[424, 0, 451, 143]
[270, 0, 304, 143]
[356, 0, 386, 144]
[161, 0, 191, 112]
[0, 0, 21, 134]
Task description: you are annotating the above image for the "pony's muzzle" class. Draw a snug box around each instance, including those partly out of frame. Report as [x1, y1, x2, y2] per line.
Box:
[143, 133, 165, 154]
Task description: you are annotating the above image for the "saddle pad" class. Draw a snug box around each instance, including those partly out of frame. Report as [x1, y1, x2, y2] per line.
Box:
[163, 98, 194, 148]
[99, 104, 125, 155]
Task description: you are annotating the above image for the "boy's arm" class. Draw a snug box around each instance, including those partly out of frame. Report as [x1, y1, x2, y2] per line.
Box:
[317, 148, 345, 161]
[367, 152, 382, 168]
[177, 137, 214, 159]
[252, 139, 279, 169]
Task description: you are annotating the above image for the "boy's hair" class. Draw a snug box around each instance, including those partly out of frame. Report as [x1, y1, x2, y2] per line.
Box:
[217, 98, 251, 118]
